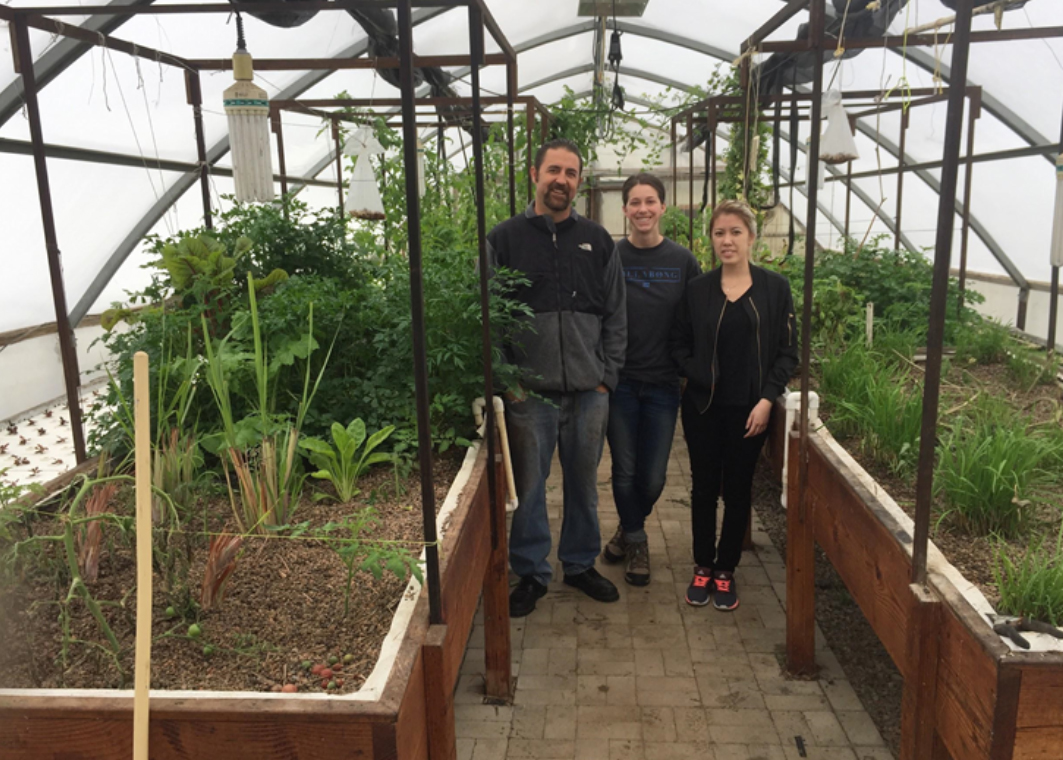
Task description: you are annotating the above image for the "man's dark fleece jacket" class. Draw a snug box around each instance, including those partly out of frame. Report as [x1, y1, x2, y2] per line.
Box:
[487, 204, 627, 393]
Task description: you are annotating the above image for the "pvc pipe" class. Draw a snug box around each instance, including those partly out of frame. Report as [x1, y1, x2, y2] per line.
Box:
[472, 396, 517, 511]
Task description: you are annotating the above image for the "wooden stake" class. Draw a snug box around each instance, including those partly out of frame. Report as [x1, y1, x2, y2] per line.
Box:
[867, 302, 875, 347]
[133, 351, 152, 760]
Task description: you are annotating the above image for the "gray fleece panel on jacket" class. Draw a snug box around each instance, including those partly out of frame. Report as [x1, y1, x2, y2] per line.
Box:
[487, 204, 627, 393]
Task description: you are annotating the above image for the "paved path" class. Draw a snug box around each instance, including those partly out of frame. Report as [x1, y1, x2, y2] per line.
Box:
[456, 432, 893, 760]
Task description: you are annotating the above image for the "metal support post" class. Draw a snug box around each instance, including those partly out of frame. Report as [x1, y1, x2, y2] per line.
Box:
[912, 0, 975, 588]
[398, 0, 442, 625]
[671, 119, 678, 239]
[958, 94, 980, 318]
[789, 0, 826, 678]
[332, 118, 344, 212]
[688, 113, 695, 246]
[13, 16, 86, 464]
[506, 61, 517, 218]
[271, 109, 289, 219]
[896, 109, 909, 251]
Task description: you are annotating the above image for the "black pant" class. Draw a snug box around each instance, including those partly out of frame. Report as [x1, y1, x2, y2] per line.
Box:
[680, 396, 767, 572]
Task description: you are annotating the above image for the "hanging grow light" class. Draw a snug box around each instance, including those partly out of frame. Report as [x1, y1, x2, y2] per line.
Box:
[223, 14, 274, 203]
[343, 126, 386, 220]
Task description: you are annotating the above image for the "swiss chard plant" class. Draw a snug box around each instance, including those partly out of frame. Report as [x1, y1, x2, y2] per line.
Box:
[299, 419, 396, 503]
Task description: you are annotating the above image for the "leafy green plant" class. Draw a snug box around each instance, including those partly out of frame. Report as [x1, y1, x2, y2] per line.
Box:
[935, 417, 1062, 538]
[995, 527, 1063, 626]
[316, 511, 423, 618]
[817, 341, 877, 428]
[834, 369, 922, 475]
[201, 275, 334, 533]
[300, 419, 396, 503]
[954, 319, 1010, 366]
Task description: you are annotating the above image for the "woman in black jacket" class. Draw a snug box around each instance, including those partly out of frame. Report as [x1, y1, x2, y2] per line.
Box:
[671, 200, 798, 610]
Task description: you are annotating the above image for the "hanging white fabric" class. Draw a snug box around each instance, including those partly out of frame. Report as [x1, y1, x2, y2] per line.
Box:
[1051, 153, 1063, 268]
[343, 126, 386, 220]
[224, 50, 274, 203]
[820, 90, 859, 165]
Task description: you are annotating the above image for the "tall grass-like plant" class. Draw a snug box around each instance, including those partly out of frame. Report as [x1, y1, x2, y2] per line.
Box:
[935, 418, 1062, 538]
[817, 342, 876, 436]
[954, 319, 1010, 366]
[202, 275, 334, 533]
[995, 525, 1063, 626]
[834, 369, 922, 475]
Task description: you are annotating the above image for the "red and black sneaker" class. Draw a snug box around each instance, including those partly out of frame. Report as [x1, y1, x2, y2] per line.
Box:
[685, 566, 713, 606]
[712, 570, 739, 611]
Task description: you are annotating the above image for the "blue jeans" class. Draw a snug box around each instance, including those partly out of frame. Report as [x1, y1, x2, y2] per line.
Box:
[606, 379, 682, 542]
[506, 390, 610, 585]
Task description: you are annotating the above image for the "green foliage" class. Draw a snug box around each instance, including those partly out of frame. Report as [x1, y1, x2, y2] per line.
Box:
[316, 510, 422, 618]
[1007, 348, 1061, 390]
[834, 369, 922, 476]
[817, 341, 876, 429]
[935, 417, 1062, 538]
[954, 319, 1010, 366]
[995, 530, 1063, 626]
[300, 419, 395, 503]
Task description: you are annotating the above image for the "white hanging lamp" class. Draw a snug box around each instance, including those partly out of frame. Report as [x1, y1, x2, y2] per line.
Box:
[1051, 153, 1063, 268]
[223, 13, 274, 203]
[343, 126, 386, 220]
[820, 90, 859, 165]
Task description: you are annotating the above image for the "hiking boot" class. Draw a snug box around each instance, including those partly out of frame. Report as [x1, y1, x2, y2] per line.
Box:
[563, 567, 620, 602]
[685, 566, 713, 606]
[712, 570, 739, 611]
[509, 576, 548, 618]
[624, 540, 650, 586]
[602, 525, 628, 564]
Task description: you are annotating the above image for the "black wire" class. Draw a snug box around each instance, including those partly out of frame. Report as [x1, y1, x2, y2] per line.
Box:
[232, 6, 246, 50]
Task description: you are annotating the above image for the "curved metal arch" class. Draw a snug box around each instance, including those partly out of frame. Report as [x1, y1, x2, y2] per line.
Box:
[575, 90, 919, 253]
[69, 6, 449, 324]
[514, 60, 1022, 287]
[0, 0, 156, 129]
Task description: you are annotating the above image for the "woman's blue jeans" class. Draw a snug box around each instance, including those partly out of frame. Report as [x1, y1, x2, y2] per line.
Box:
[506, 389, 610, 585]
[606, 378, 682, 542]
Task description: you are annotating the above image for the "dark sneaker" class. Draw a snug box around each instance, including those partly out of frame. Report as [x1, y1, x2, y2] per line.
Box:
[624, 541, 650, 586]
[563, 567, 620, 602]
[509, 576, 548, 618]
[602, 525, 628, 564]
[712, 570, 739, 611]
[685, 566, 713, 606]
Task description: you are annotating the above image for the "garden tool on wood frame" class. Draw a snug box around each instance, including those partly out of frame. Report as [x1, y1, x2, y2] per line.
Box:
[987, 613, 1063, 649]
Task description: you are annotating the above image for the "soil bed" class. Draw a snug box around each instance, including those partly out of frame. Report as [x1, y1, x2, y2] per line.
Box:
[756, 361, 1062, 759]
[0, 451, 462, 695]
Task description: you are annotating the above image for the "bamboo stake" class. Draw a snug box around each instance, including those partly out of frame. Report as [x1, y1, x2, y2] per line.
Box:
[133, 350, 152, 760]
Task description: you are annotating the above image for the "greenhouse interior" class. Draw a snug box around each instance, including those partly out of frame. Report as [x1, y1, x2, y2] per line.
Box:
[2, 1, 1063, 758]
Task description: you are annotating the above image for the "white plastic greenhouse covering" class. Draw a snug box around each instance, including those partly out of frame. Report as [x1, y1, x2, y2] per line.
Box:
[1, 0, 1062, 336]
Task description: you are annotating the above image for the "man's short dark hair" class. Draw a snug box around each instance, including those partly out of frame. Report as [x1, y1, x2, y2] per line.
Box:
[621, 173, 666, 205]
[534, 138, 583, 175]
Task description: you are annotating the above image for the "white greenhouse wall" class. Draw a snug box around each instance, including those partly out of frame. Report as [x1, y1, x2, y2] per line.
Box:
[0, 324, 111, 423]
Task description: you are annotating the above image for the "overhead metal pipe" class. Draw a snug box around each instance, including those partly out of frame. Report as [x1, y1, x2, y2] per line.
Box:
[398, 0, 442, 626]
[186, 71, 213, 230]
[13, 16, 87, 464]
[912, 0, 975, 588]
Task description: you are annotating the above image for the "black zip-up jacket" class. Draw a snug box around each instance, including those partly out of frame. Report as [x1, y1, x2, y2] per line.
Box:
[487, 204, 627, 393]
[671, 263, 798, 413]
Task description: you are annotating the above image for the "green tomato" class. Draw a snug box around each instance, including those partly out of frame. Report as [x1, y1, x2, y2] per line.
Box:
[187, 623, 202, 639]
[202, 645, 215, 657]
[343, 654, 354, 664]
[165, 606, 176, 619]
[327, 655, 339, 666]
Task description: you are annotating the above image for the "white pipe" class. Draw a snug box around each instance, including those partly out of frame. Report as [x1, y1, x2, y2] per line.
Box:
[472, 396, 517, 512]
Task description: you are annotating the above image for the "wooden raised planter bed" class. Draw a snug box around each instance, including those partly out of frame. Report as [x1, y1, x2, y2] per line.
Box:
[0, 440, 510, 760]
[769, 398, 1063, 760]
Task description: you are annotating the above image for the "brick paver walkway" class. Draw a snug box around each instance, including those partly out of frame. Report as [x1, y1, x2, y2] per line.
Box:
[455, 432, 894, 760]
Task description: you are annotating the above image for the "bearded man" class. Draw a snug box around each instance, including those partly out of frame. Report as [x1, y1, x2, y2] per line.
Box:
[487, 138, 628, 618]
